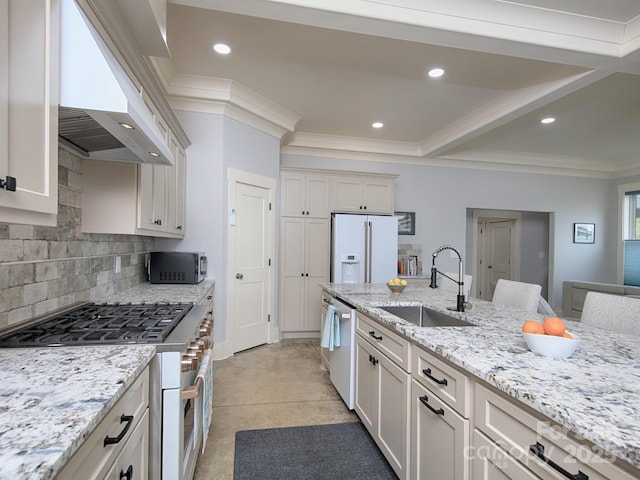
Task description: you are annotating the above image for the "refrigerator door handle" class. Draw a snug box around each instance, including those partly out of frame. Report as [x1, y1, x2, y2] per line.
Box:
[367, 221, 373, 283]
[363, 221, 369, 283]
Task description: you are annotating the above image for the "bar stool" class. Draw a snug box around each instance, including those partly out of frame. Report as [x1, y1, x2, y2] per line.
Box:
[492, 279, 542, 313]
[580, 291, 640, 335]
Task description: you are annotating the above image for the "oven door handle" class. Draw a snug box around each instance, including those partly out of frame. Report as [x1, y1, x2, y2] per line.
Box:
[182, 376, 203, 400]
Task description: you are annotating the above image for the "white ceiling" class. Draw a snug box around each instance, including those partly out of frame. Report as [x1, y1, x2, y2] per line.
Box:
[159, 0, 640, 177]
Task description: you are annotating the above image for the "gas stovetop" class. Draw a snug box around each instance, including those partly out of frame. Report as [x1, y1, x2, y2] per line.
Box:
[0, 302, 194, 347]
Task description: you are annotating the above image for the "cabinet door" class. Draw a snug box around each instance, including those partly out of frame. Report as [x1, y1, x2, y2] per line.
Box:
[281, 173, 306, 217]
[354, 335, 377, 432]
[305, 175, 329, 217]
[0, 0, 59, 225]
[331, 178, 363, 212]
[411, 379, 470, 480]
[279, 218, 306, 331]
[138, 164, 167, 232]
[377, 349, 410, 479]
[304, 218, 329, 330]
[166, 137, 186, 235]
[362, 179, 394, 214]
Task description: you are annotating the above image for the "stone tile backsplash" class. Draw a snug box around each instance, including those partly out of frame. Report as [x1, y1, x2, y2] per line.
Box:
[0, 150, 153, 330]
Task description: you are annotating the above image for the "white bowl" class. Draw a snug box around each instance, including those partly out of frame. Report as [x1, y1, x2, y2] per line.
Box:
[523, 332, 580, 359]
[387, 284, 406, 294]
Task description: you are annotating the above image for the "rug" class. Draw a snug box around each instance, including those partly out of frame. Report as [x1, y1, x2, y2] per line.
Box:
[233, 422, 398, 480]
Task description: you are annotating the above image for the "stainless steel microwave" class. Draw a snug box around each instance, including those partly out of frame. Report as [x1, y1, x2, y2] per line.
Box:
[149, 252, 207, 284]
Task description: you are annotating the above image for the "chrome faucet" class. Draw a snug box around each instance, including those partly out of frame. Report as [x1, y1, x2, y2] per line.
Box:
[429, 245, 467, 312]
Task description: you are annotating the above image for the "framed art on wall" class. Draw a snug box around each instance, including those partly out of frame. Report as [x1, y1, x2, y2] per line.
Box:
[396, 212, 415, 235]
[573, 223, 595, 244]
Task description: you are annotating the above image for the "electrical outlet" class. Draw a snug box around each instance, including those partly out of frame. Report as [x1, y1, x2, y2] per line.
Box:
[115, 256, 121, 274]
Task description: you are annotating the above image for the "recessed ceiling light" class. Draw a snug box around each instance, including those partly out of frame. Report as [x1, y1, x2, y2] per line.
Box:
[213, 43, 231, 55]
[149, 152, 160, 157]
[540, 117, 555, 124]
[119, 122, 135, 130]
[372, 122, 384, 129]
[428, 67, 445, 78]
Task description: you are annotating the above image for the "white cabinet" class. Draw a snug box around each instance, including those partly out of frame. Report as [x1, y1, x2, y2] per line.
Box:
[355, 315, 410, 479]
[410, 379, 470, 480]
[474, 383, 639, 480]
[57, 367, 150, 480]
[410, 346, 471, 480]
[279, 217, 329, 332]
[81, 140, 186, 238]
[280, 171, 329, 218]
[137, 133, 186, 235]
[331, 176, 395, 214]
[0, 0, 59, 226]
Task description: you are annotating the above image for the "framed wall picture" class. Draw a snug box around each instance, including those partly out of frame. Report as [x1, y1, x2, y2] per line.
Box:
[396, 211, 415, 235]
[573, 223, 595, 244]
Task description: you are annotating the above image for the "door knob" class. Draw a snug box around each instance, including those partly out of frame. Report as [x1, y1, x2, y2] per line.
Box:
[236, 273, 243, 279]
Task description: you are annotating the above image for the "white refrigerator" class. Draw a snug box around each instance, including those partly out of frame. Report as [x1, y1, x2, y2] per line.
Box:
[330, 214, 399, 283]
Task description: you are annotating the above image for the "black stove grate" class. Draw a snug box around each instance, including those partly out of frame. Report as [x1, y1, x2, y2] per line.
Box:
[0, 302, 194, 347]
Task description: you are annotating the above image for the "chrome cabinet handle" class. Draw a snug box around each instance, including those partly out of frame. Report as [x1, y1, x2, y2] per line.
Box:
[236, 273, 243, 279]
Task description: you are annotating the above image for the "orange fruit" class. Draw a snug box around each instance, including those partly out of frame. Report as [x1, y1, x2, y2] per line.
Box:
[543, 317, 566, 336]
[522, 320, 545, 334]
[562, 332, 573, 339]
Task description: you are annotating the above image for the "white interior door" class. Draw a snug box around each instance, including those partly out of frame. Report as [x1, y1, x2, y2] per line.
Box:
[229, 170, 274, 353]
[484, 220, 513, 299]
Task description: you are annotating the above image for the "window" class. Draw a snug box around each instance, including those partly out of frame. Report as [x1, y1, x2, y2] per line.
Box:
[622, 187, 640, 286]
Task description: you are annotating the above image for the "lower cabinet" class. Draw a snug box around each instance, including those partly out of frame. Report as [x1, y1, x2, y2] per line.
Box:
[472, 430, 541, 480]
[56, 367, 149, 480]
[474, 383, 639, 480]
[355, 330, 410, 479]
[410, 379, 470, 479]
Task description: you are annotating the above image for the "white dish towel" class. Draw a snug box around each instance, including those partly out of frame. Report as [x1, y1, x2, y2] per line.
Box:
[320, 305, 341, 351]
[195, 348, 213, 453]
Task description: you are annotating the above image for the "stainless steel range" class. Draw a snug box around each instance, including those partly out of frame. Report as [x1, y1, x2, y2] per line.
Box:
[0, 301, 213, 480]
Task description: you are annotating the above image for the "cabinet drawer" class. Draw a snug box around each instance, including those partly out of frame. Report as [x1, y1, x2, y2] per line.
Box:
[412, 346, 470, 418]
[357, 313, 410, 371]
[475, 383, 638, 480]
[472, 430, 541, 480]
[57, 367, 150, 480]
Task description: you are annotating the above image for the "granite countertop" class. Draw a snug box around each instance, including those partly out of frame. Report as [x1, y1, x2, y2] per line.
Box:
[0, 345, 155, 480]
[322, 281, 640, 471]
[101, 279, 214, 304]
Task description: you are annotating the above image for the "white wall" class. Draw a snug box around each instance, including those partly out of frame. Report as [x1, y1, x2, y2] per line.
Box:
[282, 153, 618, 308]
[155, 112, 280, 353]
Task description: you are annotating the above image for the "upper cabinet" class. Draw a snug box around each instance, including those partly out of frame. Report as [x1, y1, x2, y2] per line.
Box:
[331, 175, 395, 215]
[0, 0, 60, 226]
[81, 146, 186, 238]
[280, 171, 329, 218]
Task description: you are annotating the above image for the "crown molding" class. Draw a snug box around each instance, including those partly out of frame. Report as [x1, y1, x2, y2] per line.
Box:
[287, 131, 421, 157]
[157, 71, 299, 138]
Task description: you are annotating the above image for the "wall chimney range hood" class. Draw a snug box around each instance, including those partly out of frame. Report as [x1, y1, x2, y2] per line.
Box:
[59, 0, 174, 166]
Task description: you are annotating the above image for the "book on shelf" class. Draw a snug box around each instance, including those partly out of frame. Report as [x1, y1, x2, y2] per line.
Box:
[398, 255, 419, 276]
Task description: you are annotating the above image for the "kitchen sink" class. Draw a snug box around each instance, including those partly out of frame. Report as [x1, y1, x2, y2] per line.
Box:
[380, 305, 476, 327]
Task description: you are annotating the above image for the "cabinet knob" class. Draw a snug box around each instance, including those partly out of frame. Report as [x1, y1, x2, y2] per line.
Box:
[0, 175, 16, 192]
[177, 225, 183, 230]
[236, 273, 244, 279]
[153, 218, 162, 225]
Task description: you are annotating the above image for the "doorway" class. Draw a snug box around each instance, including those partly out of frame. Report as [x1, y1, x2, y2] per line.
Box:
[228, 168, 277, 353]
[471, 209, 551, 303]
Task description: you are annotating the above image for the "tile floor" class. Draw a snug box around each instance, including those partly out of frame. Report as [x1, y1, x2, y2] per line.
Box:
[193, 339, 359, 480]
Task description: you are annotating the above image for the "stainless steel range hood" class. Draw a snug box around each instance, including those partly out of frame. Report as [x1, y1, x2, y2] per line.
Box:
[59, 0, 174, 166]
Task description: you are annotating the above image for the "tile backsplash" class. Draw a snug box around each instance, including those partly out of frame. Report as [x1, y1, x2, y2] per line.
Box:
[0, 150, 153, 330]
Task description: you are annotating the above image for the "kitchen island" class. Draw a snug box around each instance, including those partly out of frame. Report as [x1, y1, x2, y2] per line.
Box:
[0, 345, 155, 480]
[322, 281, 640, 477]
